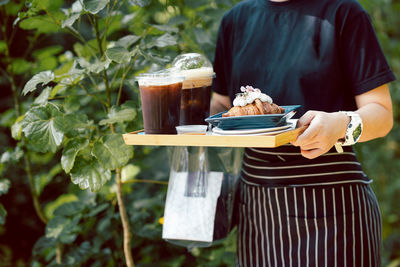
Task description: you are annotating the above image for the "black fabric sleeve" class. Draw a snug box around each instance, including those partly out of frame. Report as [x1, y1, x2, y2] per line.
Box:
[212, 15, 232, 97]
[339, 10, 395, 96]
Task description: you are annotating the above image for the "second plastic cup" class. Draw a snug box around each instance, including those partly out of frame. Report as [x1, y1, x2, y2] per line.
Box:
[170, 53, 215, 125]
[137, 72, 184, 134]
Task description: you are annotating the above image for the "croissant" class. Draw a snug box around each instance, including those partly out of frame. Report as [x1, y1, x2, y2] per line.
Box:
[222, 99, 284, 117]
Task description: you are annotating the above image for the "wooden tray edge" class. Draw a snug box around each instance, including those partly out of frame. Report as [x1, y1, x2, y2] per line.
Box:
[122, 126, 306, 148]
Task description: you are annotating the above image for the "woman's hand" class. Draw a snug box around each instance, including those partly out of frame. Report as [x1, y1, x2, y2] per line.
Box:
[292, 111, 349, 159]
[292, 84, 393, 159]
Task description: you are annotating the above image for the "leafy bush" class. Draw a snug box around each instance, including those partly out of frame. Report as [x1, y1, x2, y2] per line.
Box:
[0, 0, 398, 266]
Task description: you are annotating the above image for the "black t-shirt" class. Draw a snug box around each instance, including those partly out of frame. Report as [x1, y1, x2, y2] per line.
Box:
[212, 0, 395, 116]
[212, 0, 396, 186]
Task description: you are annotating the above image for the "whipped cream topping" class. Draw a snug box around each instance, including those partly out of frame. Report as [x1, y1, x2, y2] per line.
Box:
[233, 85, 273, 107]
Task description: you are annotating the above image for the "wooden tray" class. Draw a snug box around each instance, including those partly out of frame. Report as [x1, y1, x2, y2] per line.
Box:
[122, 126, 305, 148]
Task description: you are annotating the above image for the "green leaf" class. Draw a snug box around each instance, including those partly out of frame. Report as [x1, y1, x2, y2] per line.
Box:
[105, 46, 133, 64]
[46, 215, 80, 243]
[54, 62, 85, 86]
[22, 71, 54, 95]
[33, 45, 63, 60]
[62, 12, 81, 28]
[19, 16, 60, 33]
[77, 58, 111, 73]
[70, 156, 111, 191]
[0, 41, 6, 53]
[33, 87, 52, 105]
[128, 0, 150, 7]
[61, 138, 89, 173]
[121, 164, 140, 182]
[92, 134, 133, 170]
[53, 202, 85, 217]
[193, 27, 212, 45]
[35, 57, 58, 72]
[54, 60, 75, 77]
[138, 48, 170, 65]
[34, 164, 62, 196]
[12, 58, 31, 75]
[21, 103, 65, 153]
[63, 113, 89, 132]
[32, 237, 57, 257]
[151, 24, 179, 33]
[0, 204, 6, 225]
[99, 106, 136, 125]
[63, 95, 81, 113]
[44, 194, 79, 219]
[153, 33, 177, 48]
[83, 0, 109, 14]
[0, 146, 23, 164]
[11, 115, 24, 140]
[31, 0, 64, 12]
[168, 15, 187, 26]
[0, 109, 15, 128]
[115, 35, 141, 48]
[73, 39, 103, 59]
[86, 203, 109, 217]
[0, 179, 10, 196]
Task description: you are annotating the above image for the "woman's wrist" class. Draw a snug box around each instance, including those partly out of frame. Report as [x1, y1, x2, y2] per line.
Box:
[334, 111, 351, 141]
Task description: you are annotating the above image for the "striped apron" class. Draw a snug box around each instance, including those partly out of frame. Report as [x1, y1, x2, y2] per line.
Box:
[236, 180, 382, 267]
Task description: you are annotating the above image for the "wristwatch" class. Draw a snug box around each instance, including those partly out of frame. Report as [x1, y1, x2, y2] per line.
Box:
[338, 111, 363, 146]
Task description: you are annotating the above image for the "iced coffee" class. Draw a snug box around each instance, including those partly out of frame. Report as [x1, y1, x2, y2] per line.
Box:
[171, 53, 215, 125]
[137, 73, 184, 134]
[179, 68, 213, 125]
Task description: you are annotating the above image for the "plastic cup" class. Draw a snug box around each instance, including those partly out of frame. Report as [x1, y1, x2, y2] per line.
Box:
[170, 53, 215, 126]
[136, 72, 184, 134]
[176, 125, 208, 135]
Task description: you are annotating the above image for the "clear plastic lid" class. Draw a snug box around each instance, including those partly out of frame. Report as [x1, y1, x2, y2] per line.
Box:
[170, 53, 215, 79]
[136, 70, 185, 86]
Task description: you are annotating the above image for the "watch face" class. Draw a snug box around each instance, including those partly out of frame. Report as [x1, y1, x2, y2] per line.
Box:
[353, 124, 362, 140]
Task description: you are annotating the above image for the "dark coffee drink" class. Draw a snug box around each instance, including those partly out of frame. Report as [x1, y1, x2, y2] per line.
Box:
[180, 85, 211, 125]
[177, 72, 213, 125]
[139, 82, 183, 134]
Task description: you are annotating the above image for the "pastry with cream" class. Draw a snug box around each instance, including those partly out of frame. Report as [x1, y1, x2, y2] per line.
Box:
[222, 85, 284, 117]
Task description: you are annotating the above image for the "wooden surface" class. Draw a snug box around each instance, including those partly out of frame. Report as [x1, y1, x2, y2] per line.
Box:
[122, 126, 306, 148]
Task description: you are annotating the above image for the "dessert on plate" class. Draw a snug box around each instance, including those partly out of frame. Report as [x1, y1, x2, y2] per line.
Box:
[222, 85, 284, 117]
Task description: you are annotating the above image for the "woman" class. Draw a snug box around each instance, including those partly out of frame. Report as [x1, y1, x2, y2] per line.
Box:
[210, 0, 395, 266]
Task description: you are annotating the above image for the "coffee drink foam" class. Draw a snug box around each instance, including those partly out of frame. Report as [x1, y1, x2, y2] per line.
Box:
[177, 67, 214, 89]
[137, 73, 184, 87]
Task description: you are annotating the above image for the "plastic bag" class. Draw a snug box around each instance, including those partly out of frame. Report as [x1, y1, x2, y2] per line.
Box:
[162, 146, 243, 248]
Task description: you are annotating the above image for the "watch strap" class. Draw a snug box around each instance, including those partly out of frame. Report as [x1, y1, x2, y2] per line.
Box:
[338, 111, 363, 146]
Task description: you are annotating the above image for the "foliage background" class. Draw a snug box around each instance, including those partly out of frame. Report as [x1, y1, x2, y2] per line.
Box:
[0, 0, 399, 266]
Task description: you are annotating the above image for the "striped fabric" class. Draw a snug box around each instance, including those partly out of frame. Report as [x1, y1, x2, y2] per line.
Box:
[236, 180, 382, 267]
[242, 144, 371, 186]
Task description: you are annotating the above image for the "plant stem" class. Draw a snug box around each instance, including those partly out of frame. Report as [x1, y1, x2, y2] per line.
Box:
[93, 15, 112, 108]
[24, 152, 48, 224]
[116, 64, 132, 107]
[109, 120, 134, 266]
[93, 10, 134, 266]
[116, 168, 135, 267]
[77, 82, 109, 107]
[56, 243, 63, 264]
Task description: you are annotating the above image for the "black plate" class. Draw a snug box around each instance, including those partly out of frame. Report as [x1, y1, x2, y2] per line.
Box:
[205, 105, 301, 130]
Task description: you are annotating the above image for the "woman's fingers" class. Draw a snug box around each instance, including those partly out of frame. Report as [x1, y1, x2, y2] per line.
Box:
[298, 141, 321, 151]
[293, 111, 349, 158]
[293, 112, 321, 146]
[300, 148, 328, 159]
[297, 110, 317, 127]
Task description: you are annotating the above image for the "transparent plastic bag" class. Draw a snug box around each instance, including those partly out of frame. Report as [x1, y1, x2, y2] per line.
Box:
[162, 146, 243, 248]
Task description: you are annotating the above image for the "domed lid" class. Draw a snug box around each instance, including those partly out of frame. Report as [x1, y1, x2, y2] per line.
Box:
[170, 53, 215, 79]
